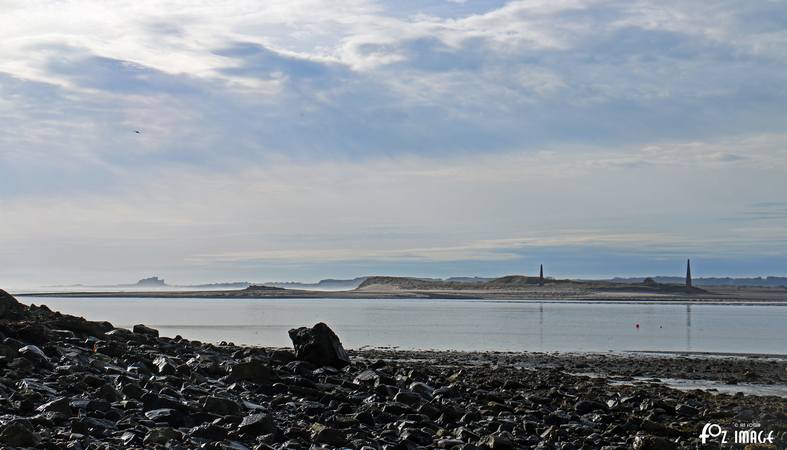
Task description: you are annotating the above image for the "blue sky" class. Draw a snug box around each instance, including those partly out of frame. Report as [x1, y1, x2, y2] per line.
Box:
[1, 0, 786, 286]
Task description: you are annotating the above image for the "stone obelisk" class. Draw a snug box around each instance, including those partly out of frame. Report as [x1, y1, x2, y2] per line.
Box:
[539, 264, 544, 286]
[685, 259, 692, 288]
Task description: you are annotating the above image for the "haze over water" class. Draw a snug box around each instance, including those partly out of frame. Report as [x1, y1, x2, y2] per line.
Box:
[26, 297, 787, 355]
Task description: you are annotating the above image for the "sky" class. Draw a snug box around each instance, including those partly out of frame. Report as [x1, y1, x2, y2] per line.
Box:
[1, 0, 786, 286]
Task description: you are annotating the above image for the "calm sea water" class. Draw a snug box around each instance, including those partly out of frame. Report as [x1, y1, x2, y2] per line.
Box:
[22, 297, 787, 355]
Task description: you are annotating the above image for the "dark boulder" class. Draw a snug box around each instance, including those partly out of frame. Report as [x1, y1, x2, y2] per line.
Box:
[288, 322, 350, 368]
[229, 358, 274, 384]
[15, 323, 50, 345]
[49, 315, 113, 337]
[675, 403, 699, 417]
[0, 290, 24, 319]
[203, 396, 242, 416]
[310, 423, 348, 446]
[133, 324, 159, 337]
[0, 419, 39, 447]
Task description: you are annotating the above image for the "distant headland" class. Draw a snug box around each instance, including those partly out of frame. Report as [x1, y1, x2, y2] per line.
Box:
[24, 260, 787, 302]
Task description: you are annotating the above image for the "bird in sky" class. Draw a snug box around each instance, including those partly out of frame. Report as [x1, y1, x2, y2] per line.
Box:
[134, 130, 141, 134]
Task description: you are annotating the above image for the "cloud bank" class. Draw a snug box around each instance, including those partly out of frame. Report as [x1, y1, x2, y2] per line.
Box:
[1, 0, 786, 285]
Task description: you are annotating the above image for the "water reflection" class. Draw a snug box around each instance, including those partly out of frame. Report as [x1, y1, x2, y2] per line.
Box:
[686, 304, 692, 351]
[21, 297, 787, 354]
[539, 302, 544, 350]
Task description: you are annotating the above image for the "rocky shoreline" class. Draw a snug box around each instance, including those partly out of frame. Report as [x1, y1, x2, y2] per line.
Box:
[0, 290, 785, 449]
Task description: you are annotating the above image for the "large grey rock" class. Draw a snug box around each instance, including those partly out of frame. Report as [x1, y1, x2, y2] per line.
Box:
[288, 322, 350, 368]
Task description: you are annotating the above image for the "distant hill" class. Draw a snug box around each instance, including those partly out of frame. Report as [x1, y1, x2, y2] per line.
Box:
[445, 277, 494, 283]
[183, 282, 252, 289]
[608, 276, 787, 287]
[357, 275, 705, 294]
[264, 277, 368, 291]
[358, 275, 558, 291]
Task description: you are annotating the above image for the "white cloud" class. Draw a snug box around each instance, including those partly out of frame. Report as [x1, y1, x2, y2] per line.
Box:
[2, 132, 786, 284]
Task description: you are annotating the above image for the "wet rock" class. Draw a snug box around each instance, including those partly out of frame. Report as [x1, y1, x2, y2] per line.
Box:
[204, 396, 243, 416]
[310, 423, 348, 446]
[104, 328, 135, 341]
[145, 408, 184, 426]
[0, 289, 24, 318]
[0, 420, 39, 447]
[238, 413, 276, 436]
[16, 324, 50, 345]
[401, 428, 432, 445]
[18, 344, 48, 361]
[409, 381, 434, 399]
[144, 427, 179, 445]
[478, 432, 514, 450]
[354, 369, 379, 385]
[191, 423, 229, 440]
[394, 390, 422, 405]
[632, 435, 677, 450]
[675, 403, 698, 417]
[575, 399, 608, 414]
[36, 397, 73, 416]
[133, 323, 159, 337]
[438, 438, 466, 448]
[288, 322, 350, 368]
[93, 340, 126, 357]
[229, 359, 274, 384]
[0, 342, 19, 358]
[270, 349, 295, 364]
[153, 355, 178, 375]
[49, 315, 112, 337]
